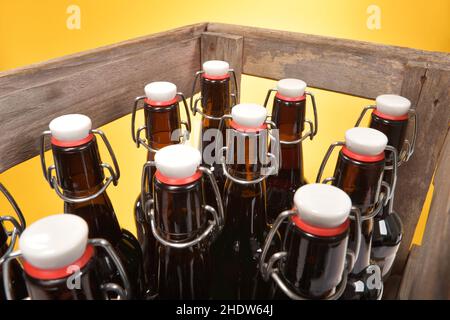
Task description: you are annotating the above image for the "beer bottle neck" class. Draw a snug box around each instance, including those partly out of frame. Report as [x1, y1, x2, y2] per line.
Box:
[282, 221, 348, 299]
[227, 130, 268, 181]
[52, 137, 104, 195]
[272, 98, 306, 173]
[52, 138, 122, 242]
[153, 177, 207, 242]
[201, 77, 231, 125]
[272, 97, 306, 140]
[333, 151, 385, 213]
[369, 113, 408, 155]
[144, 102, 182, 153]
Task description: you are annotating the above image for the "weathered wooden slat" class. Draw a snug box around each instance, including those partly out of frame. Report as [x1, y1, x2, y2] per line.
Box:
[0, 23, 207, 97]
[207, 23, 450, 99]
[397, 245, 422, 300]
[382, 275, 403, 300]
[398, 130, 450, 299]
[200, 32, 244, 101]
[392, 65, 450, 276]
[0, 36, 202, 173]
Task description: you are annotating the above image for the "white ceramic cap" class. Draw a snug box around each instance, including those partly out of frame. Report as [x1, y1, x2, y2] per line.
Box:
[294, 183, 352, 228]
[202, 60, 230, 77]
[231, 103, 267, 128]
[345, 127, 388, 156]
[19, 214, 89, 269]
[155, 144, 202, 179]
[144, 81, 177, 102]
[277, 78, 307, 98]
[376, 94, 411, 117]
[49, 114, 92, 141]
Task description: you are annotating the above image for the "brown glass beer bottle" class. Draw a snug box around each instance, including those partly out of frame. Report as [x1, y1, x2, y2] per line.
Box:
[141, 144, 224, 299]
[191, 60, 237, 200]
[264, 79, 318, 225]
[260, 183, 361, 300]
[0, 183, 27, 300]
[1, 214, 130, 300]
[39, 114, 144, 299]
[210, 103, 279, 299]
[316, 127, 398, 299]
[355, 94, 416, 278]
[132, 82, 191, 298]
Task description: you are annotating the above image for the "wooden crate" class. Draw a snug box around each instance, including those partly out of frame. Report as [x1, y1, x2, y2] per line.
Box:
[0, 22, 449, 299]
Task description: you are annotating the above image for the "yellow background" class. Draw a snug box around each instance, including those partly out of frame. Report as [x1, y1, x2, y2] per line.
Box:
[0, 0, 448, 245]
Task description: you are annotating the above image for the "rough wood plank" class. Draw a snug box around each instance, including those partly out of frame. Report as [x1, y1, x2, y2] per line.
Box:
[201, 32, 243, 101]
[207, 23, 450, 99]
[392, 65, 450, 276]
[0, 23, 207, 97]
[398, 130, 450, 299]
[397, 245, 422, 300]
[0, 37, 202, 173]
[382, 275, 403, 300]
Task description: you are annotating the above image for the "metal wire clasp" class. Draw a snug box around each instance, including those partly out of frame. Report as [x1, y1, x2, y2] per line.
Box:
[132, 93, 192, 153]
[140, 162, 224, 249]
[190, 69, 240, 118]
[39, 129, 120, 203]
[354, 106, 418, 165]
[1, 238, 130, 300]
[263, 88, 318, 142]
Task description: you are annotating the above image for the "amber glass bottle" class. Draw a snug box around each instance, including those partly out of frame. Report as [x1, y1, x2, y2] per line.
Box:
[144, 144, 222, 299]
[317, 127, 389, 299]
[192, 60, 235, 204]
[332, 149, 384, 274]
[261, 184, 354, 300]
[6, 214, 129, 300]
[41, 114, 144, 299]
[364, 94, 413, 278]
[210, 103, 276, 299]
[132, 82, 188, 298]
[266, 79, 318, 225]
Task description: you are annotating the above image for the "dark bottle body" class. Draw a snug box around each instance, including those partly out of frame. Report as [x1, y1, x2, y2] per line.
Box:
[151, 175, 211, 299]
[134, 101, 182, 299]
[200, 76, 231, 199]
[52, 137, 144, 299]
[24, 250, 104, 300]
[371, 207, 403, 279]
[276, 217, 348, 299]
[332, 151, 384, 275]
[0, 227, 28, 300]
[369, 113, 406, 277]
[135, 101, 182, 242]
[267, 96, 307, 225]
[210, 129, 271, 299]
[370, 113, 408, 155]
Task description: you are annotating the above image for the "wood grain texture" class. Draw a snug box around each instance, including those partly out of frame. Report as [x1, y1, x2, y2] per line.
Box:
[207, 23, 450, 99]
[201, 32, 243, 101]
[0, 23, 207, 97]
[382, 275, 403, 300]
[397, 245, 421, 300]
[0, 24, 207, 173]
[398, 130, 450, 299]
[392, 64, 450, 277]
